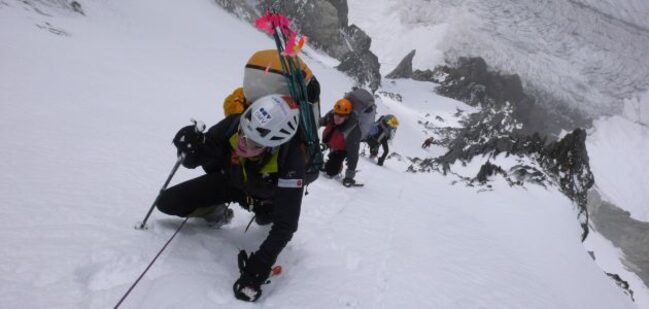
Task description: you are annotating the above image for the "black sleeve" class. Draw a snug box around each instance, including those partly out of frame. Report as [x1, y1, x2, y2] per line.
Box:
[307, 76, 320, 104]
[379, 138, 389, 162]
[344, 126, 362, 179]
[254, 136, 305, 268]
[320, 110, 333, 127]
[200, 115, 239, 173]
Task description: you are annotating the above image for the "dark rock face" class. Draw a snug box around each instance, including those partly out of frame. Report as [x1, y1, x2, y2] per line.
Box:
[337, 48, 381, 92]
[409, 92, 594, 239]
[415, 57, 592, 136]
[475, 161, 507, 183]
[342, 24, 371, 53]
[335, 24, 381, 91]
[540, 129, 594, 239]
[336, 25, 381, 92]
[327, 0, 348, 27]
[386, 50, 416, 79]
[268, 1, 342, 53]
[540, 129, 594, 209]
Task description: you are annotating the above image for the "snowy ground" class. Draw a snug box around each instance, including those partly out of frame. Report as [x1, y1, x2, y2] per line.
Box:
[0, 0, 643, 308]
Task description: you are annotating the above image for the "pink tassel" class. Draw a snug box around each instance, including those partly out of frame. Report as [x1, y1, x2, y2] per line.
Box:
[284, 32, 297, 56]
[254, 12, 306, 56]
[254, 13, 274, 33]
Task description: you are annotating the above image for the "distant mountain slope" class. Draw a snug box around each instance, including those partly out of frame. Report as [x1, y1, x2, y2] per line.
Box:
[349, 0, 649, 118]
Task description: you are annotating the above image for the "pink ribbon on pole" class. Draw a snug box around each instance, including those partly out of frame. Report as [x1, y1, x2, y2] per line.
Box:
[255, 11, 307, 56]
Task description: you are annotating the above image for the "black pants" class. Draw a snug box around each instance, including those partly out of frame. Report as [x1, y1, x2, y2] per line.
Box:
[324, 150, 346, 177]
[157, 173, 272, 222]
[366, 139, 380, 157]
[366, 138, 388, 163]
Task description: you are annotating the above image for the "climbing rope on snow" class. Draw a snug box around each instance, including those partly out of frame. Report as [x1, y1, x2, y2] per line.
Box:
[114, 217, 189, 308]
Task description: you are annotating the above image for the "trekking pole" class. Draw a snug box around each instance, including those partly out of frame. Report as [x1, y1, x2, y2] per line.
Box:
[135, 154, 185, 230]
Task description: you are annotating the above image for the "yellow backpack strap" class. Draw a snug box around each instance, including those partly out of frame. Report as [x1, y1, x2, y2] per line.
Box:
[223, 87, 247, 116]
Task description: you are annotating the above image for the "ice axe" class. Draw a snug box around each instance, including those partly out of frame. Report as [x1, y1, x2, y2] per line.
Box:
[134, 154, 184, 230]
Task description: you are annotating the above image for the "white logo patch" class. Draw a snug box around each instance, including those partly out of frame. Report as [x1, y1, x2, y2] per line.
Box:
[254, 107, 272, 125]
[278, 178, 304, 188]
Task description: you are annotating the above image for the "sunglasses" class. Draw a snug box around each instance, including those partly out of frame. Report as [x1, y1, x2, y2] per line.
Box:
[238, 127, 265, 150]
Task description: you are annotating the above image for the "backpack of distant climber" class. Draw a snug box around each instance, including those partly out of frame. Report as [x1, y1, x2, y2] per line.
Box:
[345, 88, 376, 140]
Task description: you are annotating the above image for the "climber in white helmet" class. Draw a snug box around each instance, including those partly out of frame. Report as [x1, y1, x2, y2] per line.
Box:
[158, 94, 305, 302]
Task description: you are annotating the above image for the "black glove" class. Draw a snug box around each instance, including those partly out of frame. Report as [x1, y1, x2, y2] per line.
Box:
[233, 250, 271, 302]
[342, 178, 355, 187]
[173, 124, 205, 168]
[377, 158, 385, 166]
[173, 125, 205, 154]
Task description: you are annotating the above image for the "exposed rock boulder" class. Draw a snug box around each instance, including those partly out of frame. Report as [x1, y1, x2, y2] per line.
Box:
[337, 47, 381, 92]
[337, 25, 380, 91]
[327, 0, 348, 27]
[386, 50, 416, 79]
[342, 24, 371, 53]
[475, 161, 507, 184]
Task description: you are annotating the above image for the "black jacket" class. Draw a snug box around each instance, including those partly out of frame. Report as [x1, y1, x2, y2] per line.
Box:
[197, 115, 306, 268]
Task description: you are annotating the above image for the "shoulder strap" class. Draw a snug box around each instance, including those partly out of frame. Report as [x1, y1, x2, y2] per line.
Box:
[222, 114, 241, 138]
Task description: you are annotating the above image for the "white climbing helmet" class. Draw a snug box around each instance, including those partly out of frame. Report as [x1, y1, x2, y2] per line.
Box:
[240, 94, 300, 148]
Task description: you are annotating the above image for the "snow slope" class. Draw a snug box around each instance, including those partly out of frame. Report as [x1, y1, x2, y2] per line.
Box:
[587, 114, 649, 222]
[0, 0, 641, 308]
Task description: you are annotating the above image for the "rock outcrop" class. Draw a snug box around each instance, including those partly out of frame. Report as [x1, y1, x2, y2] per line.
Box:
[408, 58, 596, 240]
[414, 57, 592, 136]
[386, 50, 416, 79]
